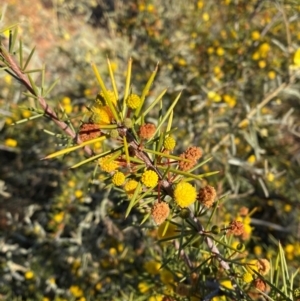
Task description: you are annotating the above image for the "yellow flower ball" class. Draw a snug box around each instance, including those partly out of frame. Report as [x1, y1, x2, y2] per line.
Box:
[112, 171, 125, 186]
[22, 110, 31, 118]
[268, 70, 276, 80]
[99, 155, 119, 173]
[243, 272, 253, 283]
[62, 96, 71, 105]
[258, 60, 267, 68]
[164, 136, 176, 151]
[202, 12, 210, 21]
[284, 204, 292, 212]
[246, 259, 259, 274]
[25, 270, 34, 280]
[254, 245, 263, 256]
[53, 212, 64, 223]
[258, 42, 270, 58]
[251, 30, 260, 41]
[247, 155, 256, 164]
[252, 51, 260, 61]
[124, 179, 138, 193]
[160, 269, 174, 285]
[141, 170, 158, 188]
[138, 282, 150, 293]
[75, 190, 83, 198]
[216, 47, 225, 56]
[4, 138, 17, 148]
[144, 260, 161, 275]
[294, 48, 300, 66]
[90, 104, 113, 125]
[174, 182, 197, 207]
[285, 244, 294, 254]
[98, 90, 117, 106]
[63, 104, 72, 114]
[126, 94, 141, 109]
[69, 285, 84, 298]
[207, 47, 214, 54]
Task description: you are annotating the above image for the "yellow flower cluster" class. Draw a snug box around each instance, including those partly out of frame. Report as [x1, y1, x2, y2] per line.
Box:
[112, 171, 125, 186]
[24, 270, 34, 280]
[5, 138, 17, 148]
[69, 285, 84, 298]
[223, 94, 236, 108]
[144, 260, 161, 275]
[99, 155, 119, 173]
[90, 103, 113, 125]
[285, 243, 300, 260]
[207, 91, 222, 102]
[97, 90, 117, 106]
[53, 211, 64, 223]
[251, 30, 260, 41]
[141, 170, 158, 188]
[163, 136, 176, 151]
[61, 96, 72, 114]
[75, 190, 83, 198]
[124, 179, 138, 196]
[294, 48, 300, 66]
[242, 272, 253, 283]
[174, 182, 197, 207]
[126, 94, 141, 109]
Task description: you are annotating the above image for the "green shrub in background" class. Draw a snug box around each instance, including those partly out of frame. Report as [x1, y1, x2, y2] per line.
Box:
[0, 1, 300, 301]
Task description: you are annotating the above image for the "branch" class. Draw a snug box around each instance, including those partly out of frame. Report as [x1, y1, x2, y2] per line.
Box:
[0, 43, 93, 156]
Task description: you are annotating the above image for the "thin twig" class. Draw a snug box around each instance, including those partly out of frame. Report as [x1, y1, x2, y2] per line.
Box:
[212, 75, 296, 154]
[0, 44, 93, 156]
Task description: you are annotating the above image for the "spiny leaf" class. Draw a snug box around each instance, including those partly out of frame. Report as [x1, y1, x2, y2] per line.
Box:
[91, 62, 120, 122]
[43, 78, 60, 97]
[27, 73, 39, 96]
[125, 182, 142, 218]
[11, 113, 44, 125]
[71, 148, 122, 169]
[135, 62, 159, 117]
[107, 58, 119, 104]
[23, 46, 36, 71]
[123, 57, 132, 113]
[152, 91, 182, 139]
[43, 136, 107, 159]
[136, 88, 167, 125]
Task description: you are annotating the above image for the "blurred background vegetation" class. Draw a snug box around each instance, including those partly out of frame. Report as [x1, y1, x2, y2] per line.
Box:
[0, 0, 300, 300]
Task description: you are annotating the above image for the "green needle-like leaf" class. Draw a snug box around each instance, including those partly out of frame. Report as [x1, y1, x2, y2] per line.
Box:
[71, 148, 122, 169]
[44, 136, 107, 159]
[19, 39, 23, 68]
[11, 113, 44, 125]
[123, 57, 132, 111]
[152, 91, 182, 139]
[125, 182, 142, 218]
[43, 78, 60, 97]
[140, 212, 151, 225]
[27, 74, 39, 96]
[91, 62, 120, 122]
[107, 58, 119, 104]
[166, 110, 174, 134]
[135, 88, 168, 125]
[0, 23, 18, 34]
[23, 46, 36, 71]
[123, 136, 130, 166]
[135, 62, 158, 117]
[10, 27, 18, 53]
